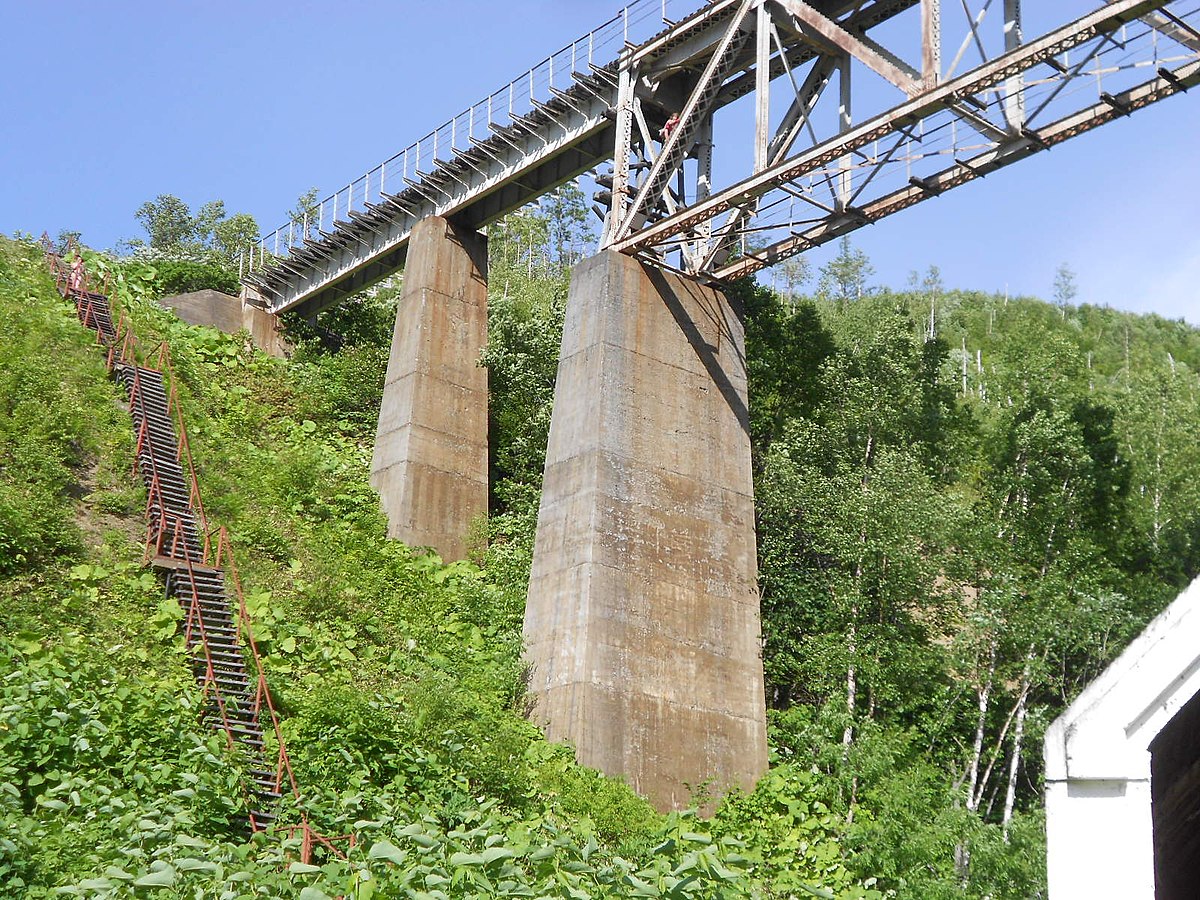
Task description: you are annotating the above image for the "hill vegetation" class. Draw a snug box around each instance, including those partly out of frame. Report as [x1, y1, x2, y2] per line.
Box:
[2, 192, 1198, 898]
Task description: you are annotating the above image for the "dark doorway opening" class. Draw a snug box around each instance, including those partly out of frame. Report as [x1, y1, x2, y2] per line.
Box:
[1151, 685, 1200, 897]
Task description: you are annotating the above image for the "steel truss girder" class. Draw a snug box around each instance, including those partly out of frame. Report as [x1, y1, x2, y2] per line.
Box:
[603, 0, 927, 262]
[715, 56, 1200, 279]
[774, 0, 922, 94]
[608, 0, 1193, 272]
[611, 0, 757, 243]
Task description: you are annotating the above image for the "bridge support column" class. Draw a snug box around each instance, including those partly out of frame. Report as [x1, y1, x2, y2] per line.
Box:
[371, 216, 488, 561]
[524, 250, 767, 812]
[237, 284, 290, 358]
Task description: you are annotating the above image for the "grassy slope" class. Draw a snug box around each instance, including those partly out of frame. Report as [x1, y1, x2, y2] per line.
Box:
[0, 236, 872, 899]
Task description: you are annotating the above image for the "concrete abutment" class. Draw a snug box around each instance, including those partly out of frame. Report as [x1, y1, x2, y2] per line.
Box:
[370, 216, 489, 562]
[524, 250, 768, 812]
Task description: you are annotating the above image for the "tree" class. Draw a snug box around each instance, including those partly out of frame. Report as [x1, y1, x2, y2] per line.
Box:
[212, 213, 260, 266]
[1053, 263, 1077, 311]
[135, 194, 198, 250]
[818, 237, 874, 306]
[195, 200, 227, 242]
[777, 254, 812, 308]
[920, 265, 944, 340]
[289, 188, 321, 241]
[539, 182, 595, 269]
[130, 194, 259, 266]
[1118, 361, 1200, 580]
[489, 207, 551, 281]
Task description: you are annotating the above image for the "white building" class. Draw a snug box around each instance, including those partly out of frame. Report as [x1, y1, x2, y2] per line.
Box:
[1045, 577, 1200, 899]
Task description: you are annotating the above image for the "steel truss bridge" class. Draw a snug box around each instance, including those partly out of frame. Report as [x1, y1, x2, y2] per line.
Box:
[243, 0, 1200, 319]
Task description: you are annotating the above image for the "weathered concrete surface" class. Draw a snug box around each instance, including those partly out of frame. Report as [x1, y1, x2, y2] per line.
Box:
[168, 287, 290, 358]
[241, 300, 290, 359]
[370, 216, 488, 562]
[524, 250, 767, 812]
[162, 289, 244, 334]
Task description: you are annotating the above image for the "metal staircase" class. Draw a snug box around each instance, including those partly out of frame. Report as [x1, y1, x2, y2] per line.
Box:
[41, 236, 351, 858]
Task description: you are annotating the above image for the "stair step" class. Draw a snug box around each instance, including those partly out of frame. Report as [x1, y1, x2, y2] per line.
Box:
[213, 707, 260, 722]
[193, 654, 247, 669]
[149, 556, 221, 575]
[193, 643, 244, 656]
[196, 663, 251, 679]
[197, 647, 244, 661]
[172, 586, 225, 601]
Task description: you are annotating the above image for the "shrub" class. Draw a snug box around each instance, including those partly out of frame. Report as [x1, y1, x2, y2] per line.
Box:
[154, 258, 239, 296]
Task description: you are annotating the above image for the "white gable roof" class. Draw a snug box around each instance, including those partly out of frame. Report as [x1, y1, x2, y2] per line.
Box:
[1045, 577, 1200, 784]
[1044, 576, 1200, 899]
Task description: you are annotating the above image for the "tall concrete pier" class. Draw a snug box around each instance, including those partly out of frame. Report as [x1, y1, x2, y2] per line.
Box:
[524, 251, 767, 811]
[371, 216, 488, 561]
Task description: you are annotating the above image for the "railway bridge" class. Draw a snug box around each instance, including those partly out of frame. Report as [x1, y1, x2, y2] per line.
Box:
[240, 0, 1199, 833]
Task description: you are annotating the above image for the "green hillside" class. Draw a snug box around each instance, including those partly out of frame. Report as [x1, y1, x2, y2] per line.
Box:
[2, 218, 1198, 898]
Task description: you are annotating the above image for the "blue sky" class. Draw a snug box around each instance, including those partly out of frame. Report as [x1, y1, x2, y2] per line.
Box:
[3, 1, 1196, 322]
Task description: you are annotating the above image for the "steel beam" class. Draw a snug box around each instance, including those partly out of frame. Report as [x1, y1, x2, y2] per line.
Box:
[1003, 0, 1025, 130]
[923, 0, 941, 87]
[774, 0, 922, 94]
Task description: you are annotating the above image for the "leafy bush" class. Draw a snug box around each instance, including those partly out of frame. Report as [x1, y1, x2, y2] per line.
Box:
[0, 240, 134, 576]
[153, 258, 240, 296]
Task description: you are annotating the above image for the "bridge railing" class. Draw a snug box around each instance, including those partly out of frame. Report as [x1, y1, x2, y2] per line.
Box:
[244, 0, 702, 275]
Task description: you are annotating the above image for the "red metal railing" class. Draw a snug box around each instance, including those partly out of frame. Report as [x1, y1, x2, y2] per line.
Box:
[38, 238, 353, 864]
[210, 527, 356, 857]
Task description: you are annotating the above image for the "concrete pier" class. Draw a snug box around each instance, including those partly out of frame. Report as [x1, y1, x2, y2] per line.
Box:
[524, 251, 767, 812]
[191, 285, 290, 358]
[370, 216, 488, 561]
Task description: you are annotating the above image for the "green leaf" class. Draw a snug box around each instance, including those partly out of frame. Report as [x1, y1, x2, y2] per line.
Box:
[482, 846, 515, 865]
[175, 858, 217, 873]
[368, 840, 406, 865]
[449, 852, 484, 867]
[299, 888, 333, 900]
[623, 873, 660, 898]
[795, 884, 836, 899]
[289, 862, 323, 875]
[132, 868, 176, 888]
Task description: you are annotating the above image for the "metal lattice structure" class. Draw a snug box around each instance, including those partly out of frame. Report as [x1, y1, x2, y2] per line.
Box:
[244, 0, 1199, 316]
[604, 0, 1200, 279]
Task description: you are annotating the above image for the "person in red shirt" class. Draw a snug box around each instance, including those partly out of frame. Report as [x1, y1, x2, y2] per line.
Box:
[659, 112, 680, 143]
